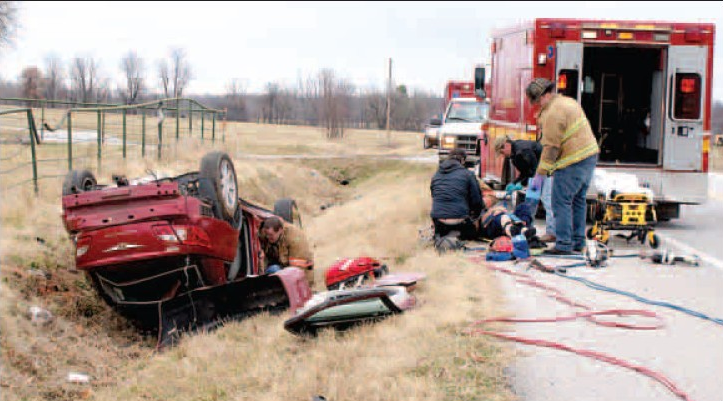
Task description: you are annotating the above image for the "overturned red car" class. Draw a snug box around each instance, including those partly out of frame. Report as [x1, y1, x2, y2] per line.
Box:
[61, 151, 312, 346]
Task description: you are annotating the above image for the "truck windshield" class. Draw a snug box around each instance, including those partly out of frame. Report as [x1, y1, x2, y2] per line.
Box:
[446, 102, 489, 123]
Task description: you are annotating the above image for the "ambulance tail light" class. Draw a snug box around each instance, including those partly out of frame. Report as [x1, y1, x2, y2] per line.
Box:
[558, 74, 568, 91]
[557, 70, 579, 99]
[673, 74, 702, 120]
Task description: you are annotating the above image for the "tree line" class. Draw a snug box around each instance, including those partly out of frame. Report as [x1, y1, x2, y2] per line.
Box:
[1, 47, 444, 137]
[3, 48, 192, 106]
[214, 71, 444, 137]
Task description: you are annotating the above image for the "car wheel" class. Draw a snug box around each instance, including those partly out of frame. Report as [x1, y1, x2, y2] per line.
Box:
[274, 198, 302, 228]
[200, 151, 239, 221]
[62, 169, 97, 196]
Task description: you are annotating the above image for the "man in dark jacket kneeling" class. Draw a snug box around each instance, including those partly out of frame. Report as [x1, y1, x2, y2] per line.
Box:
[430, 149, 483, 240]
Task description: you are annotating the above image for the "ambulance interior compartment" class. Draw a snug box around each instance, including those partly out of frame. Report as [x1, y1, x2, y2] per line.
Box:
[574, 46, 665, 166]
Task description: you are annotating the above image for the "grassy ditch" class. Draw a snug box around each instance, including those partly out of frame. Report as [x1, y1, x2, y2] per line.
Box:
[0, 131, 511, 401]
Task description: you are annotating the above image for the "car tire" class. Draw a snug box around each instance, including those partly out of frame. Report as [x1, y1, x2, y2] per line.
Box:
[274, 198, 302, 228]
[62, 169, 97, 196]
[200, 151, 239, 221]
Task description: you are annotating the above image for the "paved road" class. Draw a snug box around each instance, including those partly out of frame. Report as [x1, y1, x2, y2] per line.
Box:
[498, 197, 723, 401]
[655, 197, 723, 266]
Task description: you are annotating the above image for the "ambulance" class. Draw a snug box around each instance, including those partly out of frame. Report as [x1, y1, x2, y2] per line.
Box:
[478, 19, 715, 220]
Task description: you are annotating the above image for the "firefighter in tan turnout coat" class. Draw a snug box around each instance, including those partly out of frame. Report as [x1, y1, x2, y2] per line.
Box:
[525, 78, 599, 255]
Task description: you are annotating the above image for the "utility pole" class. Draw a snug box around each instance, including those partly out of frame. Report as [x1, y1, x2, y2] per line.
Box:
[386, 57, 392, 146]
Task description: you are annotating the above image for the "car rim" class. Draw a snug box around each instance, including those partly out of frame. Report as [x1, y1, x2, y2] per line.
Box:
[219, 159, 237, 211]
[81, 178, 94, 191]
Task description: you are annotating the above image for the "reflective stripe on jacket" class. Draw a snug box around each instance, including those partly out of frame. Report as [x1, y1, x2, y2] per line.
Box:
[536, 95, 599, 175]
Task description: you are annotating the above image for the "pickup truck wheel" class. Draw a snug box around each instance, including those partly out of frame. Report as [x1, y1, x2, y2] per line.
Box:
[200, 152, 239, 221]
[274, 198, 302, 228]
[62, 169, 97, 196]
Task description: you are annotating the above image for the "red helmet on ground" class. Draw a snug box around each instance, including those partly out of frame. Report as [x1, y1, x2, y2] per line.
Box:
[324, 257, 388, 290]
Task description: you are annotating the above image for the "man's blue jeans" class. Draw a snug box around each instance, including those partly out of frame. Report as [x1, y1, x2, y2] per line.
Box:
[541, 176, 555, 236]
[551, 155, 598, 252]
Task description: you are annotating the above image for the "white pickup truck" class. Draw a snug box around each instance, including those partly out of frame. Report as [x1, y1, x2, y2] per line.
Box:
[437, 98, 490, 167]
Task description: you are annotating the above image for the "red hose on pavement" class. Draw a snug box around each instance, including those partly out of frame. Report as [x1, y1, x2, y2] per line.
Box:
[466, 261, 695, 401]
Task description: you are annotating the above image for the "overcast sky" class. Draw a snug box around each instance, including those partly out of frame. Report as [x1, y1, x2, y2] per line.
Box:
[1, 1, 721, 100]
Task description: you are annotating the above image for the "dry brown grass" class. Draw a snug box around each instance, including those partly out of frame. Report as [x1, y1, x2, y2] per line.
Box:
[88, 166, 512, 401]
[0, 122, 510, 401]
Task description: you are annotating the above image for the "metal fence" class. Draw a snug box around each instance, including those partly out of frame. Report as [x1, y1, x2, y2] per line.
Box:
[0, 98, 225, 194]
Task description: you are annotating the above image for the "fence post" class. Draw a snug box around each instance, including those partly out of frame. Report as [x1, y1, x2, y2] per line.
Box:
[201, 110, 205, 141]
[122, 109, 127, 158]
[97, 110, 102, 170]
[212, 112, 217, 143]
[142, 112, 146, 157]
[158, 117, 163, 160]
[40, 103, 45, 141]
[27, 110, 39, 194]
[176, 99, 180, 139]
[102, 111, 106, 143]
[188, 100, 193, 137]
[67, 111, 73, 171]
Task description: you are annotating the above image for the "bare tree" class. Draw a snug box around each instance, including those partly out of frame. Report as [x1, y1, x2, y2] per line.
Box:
[295, 73, 321, 126]
[0, 1, 17, 47]
[365, 89, 388, 129]
[43, 54, 64, 102]
[260, 82, 296, 124]
[70, 57, 98, 104]
[158, 47, 191, 98]
[261, 82, 280, 123]
[95, 77, 112, 104]
[361, 86, 442, 131]
[120, 50, 144, 105]
[225, 78, 247, 121]
[317, 68, 354, 139]
[20, 66, 42, 106]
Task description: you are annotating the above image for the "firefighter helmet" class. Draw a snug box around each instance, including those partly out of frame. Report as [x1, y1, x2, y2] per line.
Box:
[525, 78, 555, 103]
